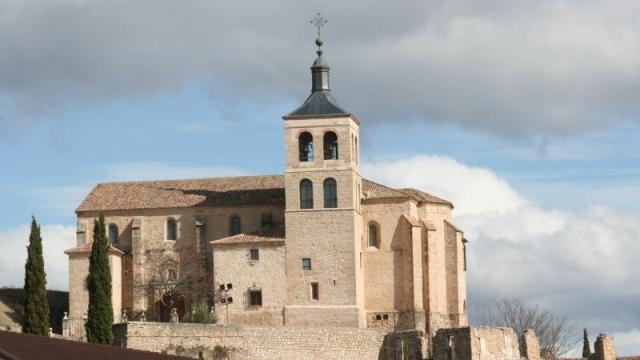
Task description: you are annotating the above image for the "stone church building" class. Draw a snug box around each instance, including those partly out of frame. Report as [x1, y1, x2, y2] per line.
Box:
[65, 39, 469, 341]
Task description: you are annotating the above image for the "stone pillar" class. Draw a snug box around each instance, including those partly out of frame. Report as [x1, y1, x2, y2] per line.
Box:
[521, 329, 541, 360]
[411, 224, 426, 328]
[594, 334, 616, 360]
[131, 218, 147, 313]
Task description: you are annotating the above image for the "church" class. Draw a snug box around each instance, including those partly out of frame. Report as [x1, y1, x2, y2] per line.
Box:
[64, 35, 469, 341]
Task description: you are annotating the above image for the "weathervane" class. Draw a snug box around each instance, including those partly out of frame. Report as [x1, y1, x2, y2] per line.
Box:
[310, 12, 327, 50]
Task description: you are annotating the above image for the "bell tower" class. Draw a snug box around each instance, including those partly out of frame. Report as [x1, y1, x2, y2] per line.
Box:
[282, 15, 365, 327]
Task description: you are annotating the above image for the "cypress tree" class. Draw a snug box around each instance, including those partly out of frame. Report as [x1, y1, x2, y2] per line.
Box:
[582, 328, 592, 358]
[22, 216, 50, 335]
[85, 214, 113, 344]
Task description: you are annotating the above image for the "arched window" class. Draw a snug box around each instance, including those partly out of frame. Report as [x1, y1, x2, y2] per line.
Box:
[323, 178, 337, 208]
[108, 224, 118, 244]
[229, 215, 241, 236]
[299, 132, 314, 162]
[299, 179, 313, 209]
[323, 132, 338, 160]
[167, 218, 177, 240]
[368, 222, 379, 248]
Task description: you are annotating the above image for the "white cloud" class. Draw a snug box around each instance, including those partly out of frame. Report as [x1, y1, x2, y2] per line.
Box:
[362, 154, 525, 216]
[364, 154, 640, 352]
[0, 224, 75, 291]
[1, 0, 640, 137]
[612, 329, 640, 356]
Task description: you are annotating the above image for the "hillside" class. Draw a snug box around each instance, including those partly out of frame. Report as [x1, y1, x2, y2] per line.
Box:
[0, 288, 68, 334]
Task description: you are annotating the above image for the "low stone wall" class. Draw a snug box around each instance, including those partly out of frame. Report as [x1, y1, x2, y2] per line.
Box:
[113, 322, 426, 360]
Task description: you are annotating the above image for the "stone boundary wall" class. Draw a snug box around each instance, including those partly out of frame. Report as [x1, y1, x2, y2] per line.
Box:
[113, 322, 425, 360]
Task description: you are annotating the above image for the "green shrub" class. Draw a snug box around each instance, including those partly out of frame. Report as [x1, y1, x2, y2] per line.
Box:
[184, 302, 216, 324]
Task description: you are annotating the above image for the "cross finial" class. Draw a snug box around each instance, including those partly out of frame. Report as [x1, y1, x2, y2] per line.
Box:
[310, 12, 327, 50]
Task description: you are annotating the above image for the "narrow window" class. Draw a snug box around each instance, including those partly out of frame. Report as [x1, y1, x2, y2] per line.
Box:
[302, 258, 312, 270]
[166, 218, 177, 241]
[323, 178, 337, 208]
[108, 224, 119, 244]
[323, 131, 338, 160]
[299, 179, 313, 209]
[249, 290, 262, 307]
[261, 213, 273, 228]
[229, 215, 241, 235]
[249, 248, 259, 261]
[298, 132, 314, 162]
[311, 282, 319, 301]
[463, 239, 468, 271]
[355, 137, 358, 164]
[368, 223, 379, 248]
[196, 225, 206, 254]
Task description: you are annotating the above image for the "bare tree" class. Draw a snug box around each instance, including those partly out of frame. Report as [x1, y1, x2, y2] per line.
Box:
[475, 297, 576, 358]
[134, 249, 208, 320]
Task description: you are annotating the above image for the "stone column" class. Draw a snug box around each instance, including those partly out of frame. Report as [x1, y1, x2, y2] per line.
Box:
[521, 329, 541, 360]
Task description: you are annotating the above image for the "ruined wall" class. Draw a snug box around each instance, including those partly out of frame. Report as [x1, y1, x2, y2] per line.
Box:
[521, 329, 542, 360]
[113, 322, 423, 360]
[593, 334, 617, 360]
[433, 326, 521, 360]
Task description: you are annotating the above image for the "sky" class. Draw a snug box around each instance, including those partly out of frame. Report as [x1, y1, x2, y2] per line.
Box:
[0, 0, 639, 355]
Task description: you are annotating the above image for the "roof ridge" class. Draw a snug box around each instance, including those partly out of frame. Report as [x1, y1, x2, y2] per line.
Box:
[93, 174, 284, 186]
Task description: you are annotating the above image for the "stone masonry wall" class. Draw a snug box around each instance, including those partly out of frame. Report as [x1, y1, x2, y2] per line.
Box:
[212, 242, 286, 326]
[113, 322, 425, 360]
[593, 334, 617, 360]
[434, 326, 521, 360]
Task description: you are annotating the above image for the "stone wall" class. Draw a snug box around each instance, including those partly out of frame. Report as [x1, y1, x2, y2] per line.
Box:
[113, 322, 425, 360]
[521, 329, 542, 360]
[593, 334, 617, 360]
[212, 241, 286, 326]
[433, 326, 521, 360]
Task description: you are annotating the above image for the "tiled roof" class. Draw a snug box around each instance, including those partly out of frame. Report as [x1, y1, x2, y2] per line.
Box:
[0, 330, 190, 360]
[361, 179, 412, 201]
[64, 242, 124, 256]
[76, 175, 452, 212]
[397, 188, 453, 207]
[211, 227, 285, 246]
[77, 175, 285, 212]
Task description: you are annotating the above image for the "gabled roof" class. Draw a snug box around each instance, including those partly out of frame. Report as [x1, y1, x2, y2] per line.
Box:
[211, 227, 285, 246]
[397, 188, 453, 207]
[76, 175, 453, 212]
[361, 179, 412, 201]
[0, 330, 190, 360]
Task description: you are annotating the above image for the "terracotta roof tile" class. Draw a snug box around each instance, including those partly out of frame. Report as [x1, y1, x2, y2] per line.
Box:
[211, 227, 285, 246]
[77, 175, 285, 212]
[361, 179, 411, 201]
[396, 188, 453, 207]
[76, 175, 453, 212]
[64, 242, 124, 256]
